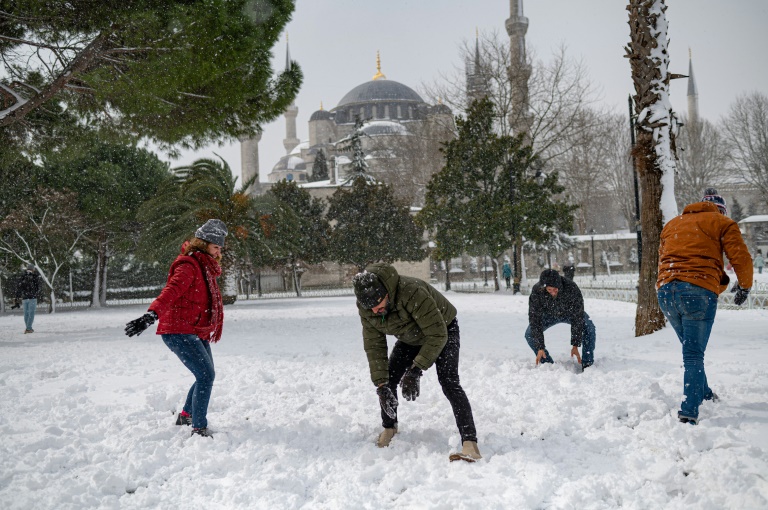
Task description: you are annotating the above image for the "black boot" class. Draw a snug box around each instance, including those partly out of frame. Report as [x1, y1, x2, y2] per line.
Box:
[191, 427, 213, 438]
[175, 412, 192, 426]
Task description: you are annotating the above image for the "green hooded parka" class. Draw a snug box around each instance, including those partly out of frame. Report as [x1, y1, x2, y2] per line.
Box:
[357, 263, 457, 386]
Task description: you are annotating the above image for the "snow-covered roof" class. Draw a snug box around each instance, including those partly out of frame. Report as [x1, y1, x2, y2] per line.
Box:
[361, 120, 409, 136]
[297, 179, 353, 189]
[569, 232, 639, 242]
[739, 215, 768, 224]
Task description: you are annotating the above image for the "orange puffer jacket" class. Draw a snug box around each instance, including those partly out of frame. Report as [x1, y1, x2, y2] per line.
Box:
[657, 201, 753, 295]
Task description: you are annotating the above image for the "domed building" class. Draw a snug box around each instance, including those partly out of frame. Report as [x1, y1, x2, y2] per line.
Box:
[242, 52, 455, 206]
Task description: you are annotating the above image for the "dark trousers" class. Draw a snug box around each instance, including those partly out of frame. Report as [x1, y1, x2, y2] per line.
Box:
[381, 319, 478, 443]
[161, 334, 215, 429]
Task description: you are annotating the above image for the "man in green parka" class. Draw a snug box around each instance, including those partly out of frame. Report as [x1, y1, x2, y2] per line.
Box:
[353, 263, 481, 462]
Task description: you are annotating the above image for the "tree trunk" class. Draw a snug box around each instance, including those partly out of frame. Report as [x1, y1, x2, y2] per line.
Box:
[292, 264, 302, 297]
[492, 257, 500, 291]
[0, 276, 5, 314]
[627, 0, 678, 336]
[634, 137, 666, 334]
[513, 239, 522, 294]
[445, 259, 451, 291]
[91, 241, 103, 308]
[99, 242, 108, 307]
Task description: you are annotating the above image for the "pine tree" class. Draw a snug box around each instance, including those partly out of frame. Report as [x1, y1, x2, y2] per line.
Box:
[0, 1, 302, 152]
[420, 98, 574, 291]
[327, 177, 424, 271]
[268, 180, 330, 296]
[310, 150, 329, 182]
[338, 117, 376, 184]
[730, 197, 745, 222]
[38, 140, 170, 307]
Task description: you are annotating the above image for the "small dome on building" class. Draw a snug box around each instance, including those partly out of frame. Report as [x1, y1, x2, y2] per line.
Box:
[272, 154, 306, 173]
[309, 109, 333, 122]
[431, 103, 453, 115]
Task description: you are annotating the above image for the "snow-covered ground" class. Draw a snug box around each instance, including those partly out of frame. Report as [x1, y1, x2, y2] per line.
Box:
[1, 292, 767, 509]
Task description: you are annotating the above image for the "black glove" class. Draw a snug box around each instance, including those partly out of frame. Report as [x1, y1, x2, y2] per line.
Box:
[125, 311, 158, 337]
[733, 285, 750, 306]
[377, 385, 398, 420]
[10, 299, 20, 310]
[400, 365, 423, 401]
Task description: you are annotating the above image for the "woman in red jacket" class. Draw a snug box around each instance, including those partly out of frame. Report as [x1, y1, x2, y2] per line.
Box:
[125, 219, 227, 438]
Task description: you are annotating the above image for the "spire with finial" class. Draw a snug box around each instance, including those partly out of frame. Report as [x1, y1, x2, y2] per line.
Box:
[285, 33, 291, 71]
[319, 100, 324, 111]
[687, 47, 699, 124]
[372, 51, 386, 80]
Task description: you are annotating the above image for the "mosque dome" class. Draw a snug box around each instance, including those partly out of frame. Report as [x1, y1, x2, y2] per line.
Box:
[309, 109, 333, 121]
[336, 79, 424, 108]
[272, 154, 307, 173]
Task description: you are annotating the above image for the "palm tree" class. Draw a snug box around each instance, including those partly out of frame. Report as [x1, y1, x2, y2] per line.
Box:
[137, 156, 256, 303]
[626, 0, 680, 335]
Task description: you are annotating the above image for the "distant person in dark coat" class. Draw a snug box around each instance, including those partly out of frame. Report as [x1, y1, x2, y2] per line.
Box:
[562, 263, 575, 281]
[525, 269, 596, 371]
[15, 264, 41, 333]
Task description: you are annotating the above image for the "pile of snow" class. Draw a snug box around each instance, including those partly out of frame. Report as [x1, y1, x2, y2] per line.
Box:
[1, 293, 767, 508]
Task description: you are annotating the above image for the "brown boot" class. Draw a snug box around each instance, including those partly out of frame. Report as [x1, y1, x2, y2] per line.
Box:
[449, 441, 482, 462]
[376, 427, 397, 448]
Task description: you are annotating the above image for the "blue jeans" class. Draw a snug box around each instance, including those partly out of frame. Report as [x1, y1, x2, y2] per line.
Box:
[161, 334, 215, 429]
[524, 312, 596, 366]
[22, 299, 37, 330]
[657, 281, 717, 419]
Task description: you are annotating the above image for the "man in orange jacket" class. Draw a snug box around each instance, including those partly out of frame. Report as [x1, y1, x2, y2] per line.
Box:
[657, 188, 753, 425]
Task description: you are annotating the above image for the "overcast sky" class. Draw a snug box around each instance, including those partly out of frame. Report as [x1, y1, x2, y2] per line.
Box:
[169, 0, 768, 183]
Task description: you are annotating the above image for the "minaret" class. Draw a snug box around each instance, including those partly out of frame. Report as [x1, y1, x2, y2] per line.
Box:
[466, 29, 489, 104]
[283, 34, 300, 154]
[240, 131, 261, 195]
[687, 48, 699, 125]
[506, 0, 532, 135]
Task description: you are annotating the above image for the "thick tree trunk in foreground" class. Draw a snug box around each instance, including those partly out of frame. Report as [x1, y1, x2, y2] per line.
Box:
[633, 137, 666, 334]
[626, 0, 678, 336]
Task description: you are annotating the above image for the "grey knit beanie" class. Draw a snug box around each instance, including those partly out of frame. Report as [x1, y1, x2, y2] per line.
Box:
[195, 219, 228, 246]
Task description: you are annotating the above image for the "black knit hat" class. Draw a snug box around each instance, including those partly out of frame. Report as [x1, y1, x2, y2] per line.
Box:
[539, 269, 562, 289]
[702, 188, 727, 215]
[195, 219, 228, 246]
[353, 271, 388, 309]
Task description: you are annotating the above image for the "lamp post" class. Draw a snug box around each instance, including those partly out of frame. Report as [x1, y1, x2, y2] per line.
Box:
[628, 95, 642, 272]
[589, 228, 596, 280]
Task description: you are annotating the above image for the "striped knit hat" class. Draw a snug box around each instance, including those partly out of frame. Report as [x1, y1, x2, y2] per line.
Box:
[702, 188, 727, 215]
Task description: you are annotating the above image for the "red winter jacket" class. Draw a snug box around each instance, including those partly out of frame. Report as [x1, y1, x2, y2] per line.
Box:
[149, 250, 223, 341]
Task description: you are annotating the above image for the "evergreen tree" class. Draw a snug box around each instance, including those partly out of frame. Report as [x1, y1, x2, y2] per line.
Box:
[338, 117, 376, 184]
[0, 1, 302, 152]
[39, 140, 170, 306]
[268, 180, 330, 296]
[310, 150, 329, 182]
[420, 98, 574, 291]
[730, 197, 745, 222]
[327, 177, 425, 271]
